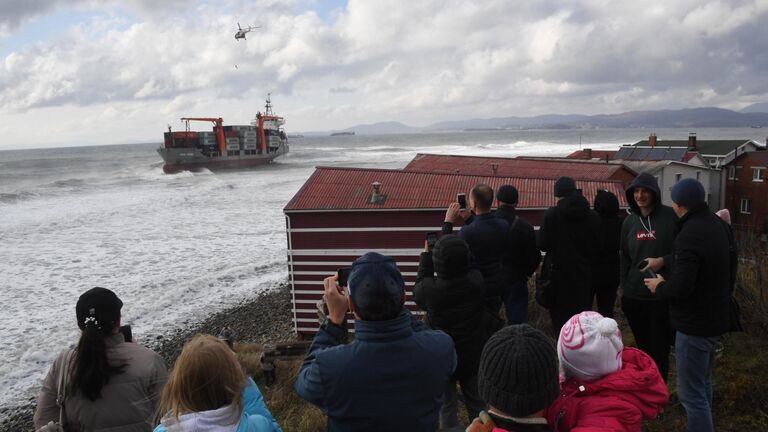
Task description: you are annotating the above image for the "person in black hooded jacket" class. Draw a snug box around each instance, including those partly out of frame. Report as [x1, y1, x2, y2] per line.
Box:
[619, 172, 677, 381]
[414, 234, 502, 430]
[537, 177, 601, 334]
[592, 189, 622, 318]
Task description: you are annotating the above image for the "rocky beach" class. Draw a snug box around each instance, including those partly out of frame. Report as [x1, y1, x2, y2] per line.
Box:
[0, 283, 295, 432]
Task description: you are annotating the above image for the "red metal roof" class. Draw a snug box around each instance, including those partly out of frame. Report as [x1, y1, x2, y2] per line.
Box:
[566, 150, 617, 160]
[284, 167, 628, 211]
[403, 153, 629, 181]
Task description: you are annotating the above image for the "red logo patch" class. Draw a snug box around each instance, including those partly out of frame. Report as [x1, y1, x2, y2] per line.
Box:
[636, 230, 656, 240]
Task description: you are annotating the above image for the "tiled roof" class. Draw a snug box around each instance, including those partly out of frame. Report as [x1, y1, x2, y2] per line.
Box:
[284, 167, 628, 211]
[403, 153, 629, 180]
[632, 139, 761, 156]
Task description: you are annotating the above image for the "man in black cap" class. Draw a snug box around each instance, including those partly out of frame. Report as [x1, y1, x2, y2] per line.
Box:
[537, 176, 601, 333]
[467, 324, 559, 431]
[295, 252, 456, 431]
[644, 178, 731, 432]
[496, 185, 541, 324]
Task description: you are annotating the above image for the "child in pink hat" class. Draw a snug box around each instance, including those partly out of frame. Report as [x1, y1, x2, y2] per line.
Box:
[546, 311, 669, 431]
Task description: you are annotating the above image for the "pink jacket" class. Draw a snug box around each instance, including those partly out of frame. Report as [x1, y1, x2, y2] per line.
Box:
[545, 347, 669, 432]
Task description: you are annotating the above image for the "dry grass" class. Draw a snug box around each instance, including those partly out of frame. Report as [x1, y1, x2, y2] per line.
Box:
[234, 237, 768, 430]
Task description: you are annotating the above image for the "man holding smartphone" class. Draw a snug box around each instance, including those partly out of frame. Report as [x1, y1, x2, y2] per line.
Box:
[295, 252, 456, 431]
[619, 172, 677, 382]
[442, 184, 510, 316]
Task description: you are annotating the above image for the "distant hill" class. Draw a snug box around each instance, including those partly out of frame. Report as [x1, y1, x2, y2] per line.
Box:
[741, 102, 768, 113]
[333, 121, 419, 135]
[321, 107, 768, 135]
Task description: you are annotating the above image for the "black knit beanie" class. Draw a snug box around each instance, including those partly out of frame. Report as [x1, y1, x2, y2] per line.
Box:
[478, 324, 559, 417]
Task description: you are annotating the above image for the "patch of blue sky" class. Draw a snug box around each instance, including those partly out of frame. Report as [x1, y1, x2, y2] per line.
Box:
[295, 0, 347, 23]
[0, 6, 137, 58]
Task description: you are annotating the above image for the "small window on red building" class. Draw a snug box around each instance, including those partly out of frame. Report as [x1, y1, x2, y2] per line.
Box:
[753, 167, 765, 182]
[740, 198, 752, 214]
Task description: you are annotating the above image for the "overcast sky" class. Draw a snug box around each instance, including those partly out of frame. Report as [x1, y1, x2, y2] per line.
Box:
[1, 0, 767, 148]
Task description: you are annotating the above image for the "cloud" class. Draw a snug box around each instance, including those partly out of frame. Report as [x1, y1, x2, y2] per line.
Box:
[1, 0, 768, 147]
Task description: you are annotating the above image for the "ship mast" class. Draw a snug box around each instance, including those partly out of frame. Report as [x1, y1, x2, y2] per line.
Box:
[264, 93, 273, 116]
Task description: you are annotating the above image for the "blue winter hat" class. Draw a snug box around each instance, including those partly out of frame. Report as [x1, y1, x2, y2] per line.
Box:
[348, 252, 405, 316]
[554, 176, 577, 198]
[671, 178, 705, 208]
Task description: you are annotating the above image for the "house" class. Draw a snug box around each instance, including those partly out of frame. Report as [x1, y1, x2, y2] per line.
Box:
[404, 153, 637, 188]
[723, 151, 768, 233]
[618, 160, 716, 209]
[631, 133, 765, 169]
[283, 166, 628, 336]
[630, 133, 766, 209]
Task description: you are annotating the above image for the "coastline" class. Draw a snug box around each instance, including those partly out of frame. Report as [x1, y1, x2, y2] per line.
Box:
[0, 283, 296, 432]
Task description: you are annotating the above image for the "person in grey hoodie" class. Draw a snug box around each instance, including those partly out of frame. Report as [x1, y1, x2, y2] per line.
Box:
[34, 287, 168, 432]
[619, 172, 677, 381]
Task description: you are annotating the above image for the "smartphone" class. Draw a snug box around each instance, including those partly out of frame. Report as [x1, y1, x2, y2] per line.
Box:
[426, 232, 438, 251]
[637, 260, 657, 278]
[337, 267, 352, 287]
[457, 193, 467, 210]
[119, 325, 132, 343]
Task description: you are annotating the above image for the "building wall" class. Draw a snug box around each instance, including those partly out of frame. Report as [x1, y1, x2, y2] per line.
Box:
[656, 164, 715, 209]
[724, 155, 768, 231]
[285, 208, 549, 336]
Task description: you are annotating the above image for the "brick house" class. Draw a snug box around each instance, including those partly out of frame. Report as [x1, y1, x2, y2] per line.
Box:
[723, 151, 768, 233]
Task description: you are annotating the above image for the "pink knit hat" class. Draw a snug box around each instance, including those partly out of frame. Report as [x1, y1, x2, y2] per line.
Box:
[558, 311, 623, 381]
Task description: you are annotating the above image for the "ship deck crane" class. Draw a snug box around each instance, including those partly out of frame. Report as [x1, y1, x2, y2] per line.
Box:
[181, 117, 226, 155]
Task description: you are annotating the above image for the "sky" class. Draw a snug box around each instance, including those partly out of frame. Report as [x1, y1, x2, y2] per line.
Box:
[1, 0, 768, 149]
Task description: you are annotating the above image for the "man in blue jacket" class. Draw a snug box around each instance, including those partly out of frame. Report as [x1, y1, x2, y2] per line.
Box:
[295, 252, 457, 432]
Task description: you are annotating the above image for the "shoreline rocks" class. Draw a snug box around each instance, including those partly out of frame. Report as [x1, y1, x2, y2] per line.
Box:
[0, 283, 296, 432]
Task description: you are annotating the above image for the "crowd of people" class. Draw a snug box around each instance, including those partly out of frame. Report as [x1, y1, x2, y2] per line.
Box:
[34, 174, 733, 432]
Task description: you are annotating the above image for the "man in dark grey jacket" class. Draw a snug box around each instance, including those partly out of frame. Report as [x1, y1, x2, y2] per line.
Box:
[644, 179, 731, 432]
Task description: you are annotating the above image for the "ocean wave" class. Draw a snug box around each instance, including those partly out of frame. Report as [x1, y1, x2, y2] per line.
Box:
[0, 191, 39, 204]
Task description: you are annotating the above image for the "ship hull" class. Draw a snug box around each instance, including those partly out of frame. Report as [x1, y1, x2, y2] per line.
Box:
[158, 144, 288, 174]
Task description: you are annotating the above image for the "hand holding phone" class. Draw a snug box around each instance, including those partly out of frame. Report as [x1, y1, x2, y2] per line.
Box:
[337, 267, 352, 287]
[457, 193, 467, 210]
[638, 260, 657, 278]
[426, 232, 438, 251]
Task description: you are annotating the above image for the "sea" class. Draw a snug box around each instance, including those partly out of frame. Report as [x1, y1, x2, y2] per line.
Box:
[0, 127, 765, 415]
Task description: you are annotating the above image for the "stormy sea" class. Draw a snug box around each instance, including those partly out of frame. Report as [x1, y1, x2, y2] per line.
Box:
[0, 127, 764, 416]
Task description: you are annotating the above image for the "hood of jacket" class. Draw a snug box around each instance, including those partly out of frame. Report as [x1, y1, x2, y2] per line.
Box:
[625, 173, 661, 215]
[547, 347, 669, 431]
[556, 193, 593, 221]
[594, 190, 619, 218]
[160, 404, 241, 432]
[431, 234, 471, 278]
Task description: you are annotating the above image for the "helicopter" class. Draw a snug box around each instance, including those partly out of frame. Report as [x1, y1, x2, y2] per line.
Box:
[234, 23, 260, 41]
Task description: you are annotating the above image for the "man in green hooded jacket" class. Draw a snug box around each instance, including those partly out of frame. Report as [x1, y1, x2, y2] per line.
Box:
[619, 172, 677, 381]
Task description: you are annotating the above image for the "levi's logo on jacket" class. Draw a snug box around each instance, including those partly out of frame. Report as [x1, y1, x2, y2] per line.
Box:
[636, 230, 657, 240]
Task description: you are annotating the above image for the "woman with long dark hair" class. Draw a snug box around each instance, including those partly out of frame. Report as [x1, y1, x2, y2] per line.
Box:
[34, 287, 168, 431]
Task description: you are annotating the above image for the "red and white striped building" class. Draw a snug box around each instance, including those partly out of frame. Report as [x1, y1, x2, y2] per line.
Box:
[283, 166, 629, 337]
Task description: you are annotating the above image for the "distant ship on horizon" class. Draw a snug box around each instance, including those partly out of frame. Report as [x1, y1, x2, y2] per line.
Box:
[330, 131, 355, 136]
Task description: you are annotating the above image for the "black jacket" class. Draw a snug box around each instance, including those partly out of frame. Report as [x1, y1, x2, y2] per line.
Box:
[414, 236, 501, 379]
[655, 204, 731, 336]
[593, 190, 622, 287]
[442, 213, 509, 297]
[538, 194, 601, 309]
[496, 205, 542, 282]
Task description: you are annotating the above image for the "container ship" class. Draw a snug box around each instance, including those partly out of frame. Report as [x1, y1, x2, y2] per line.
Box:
[158, 95, 288, 173]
